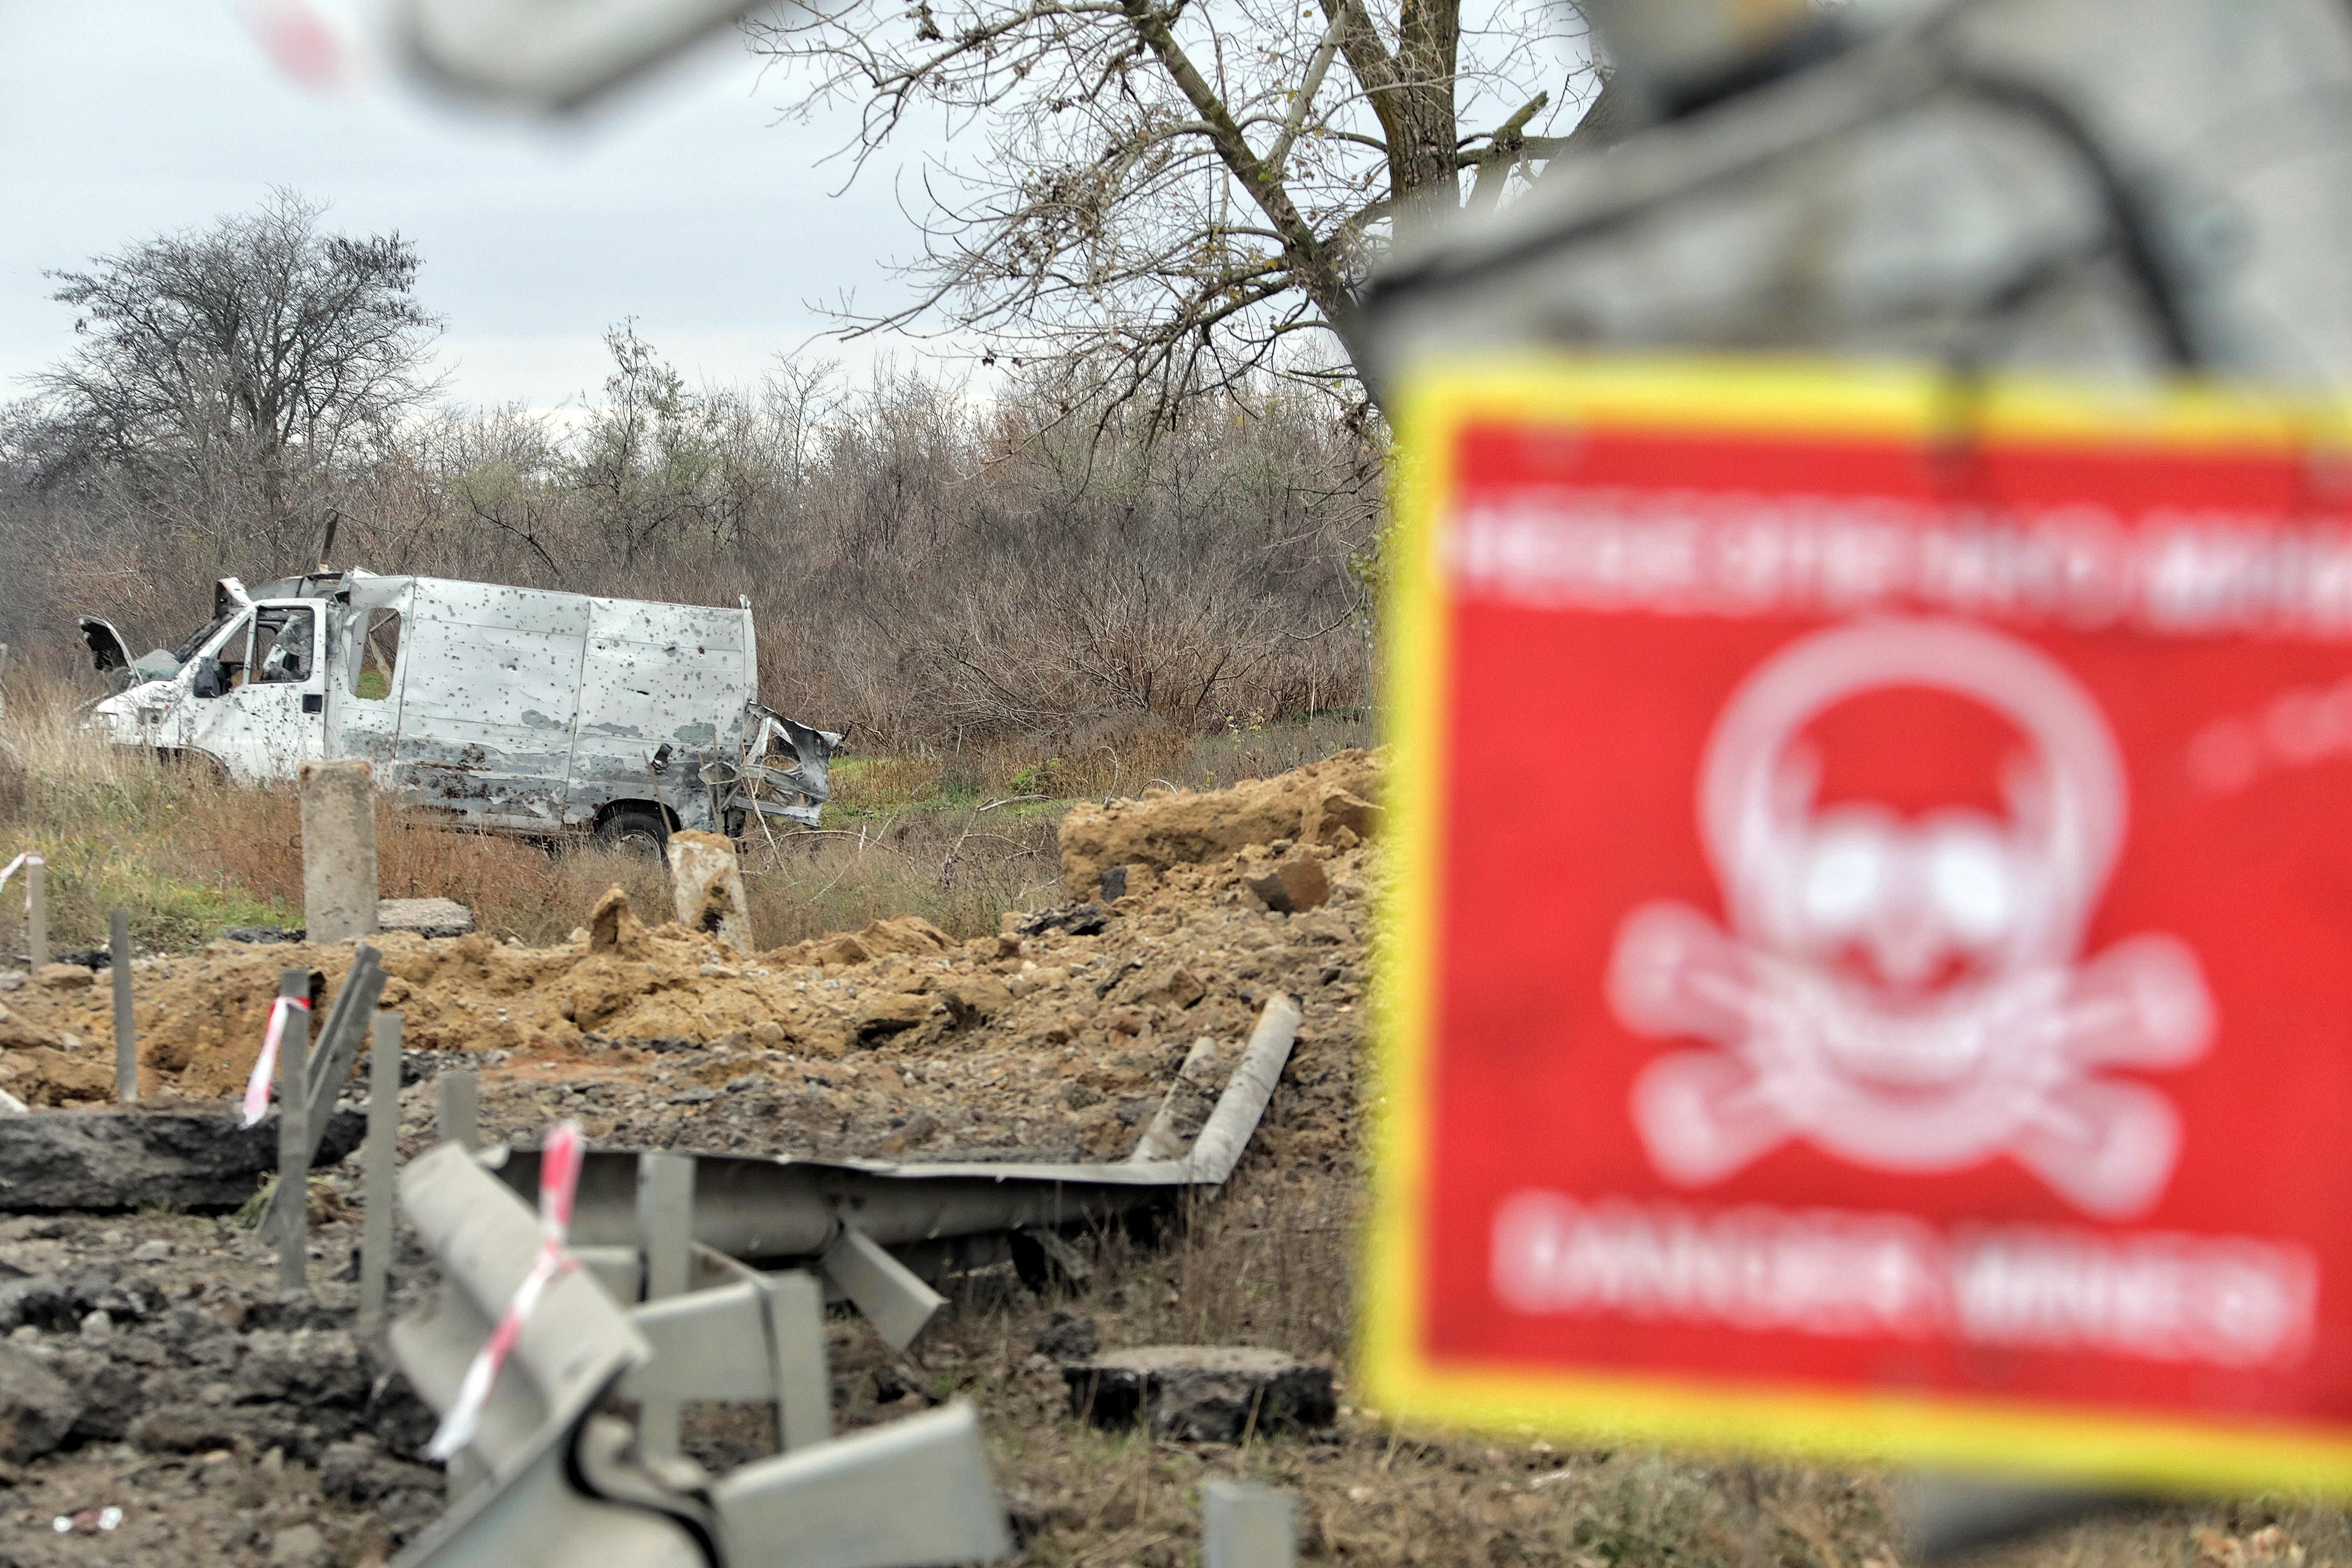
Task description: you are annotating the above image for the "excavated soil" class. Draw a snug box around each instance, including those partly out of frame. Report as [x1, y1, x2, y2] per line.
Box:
[0, 783, 1375, 1170]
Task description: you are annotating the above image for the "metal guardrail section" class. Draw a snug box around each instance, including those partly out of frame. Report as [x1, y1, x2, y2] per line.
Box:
[492, 994, 1306, 1276]
[391, 1142, 698, 1567]
[392, 1143, 1014, 1568]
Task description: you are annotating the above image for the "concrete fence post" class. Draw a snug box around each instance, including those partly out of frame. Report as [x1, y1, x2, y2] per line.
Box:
[437, 1069, 478, 1153]
[25, 855, 45, 970]
[298, 759, 379, 944]
[360, 1010, 403, 1326]
[109, 910, 136, 1103]
[275, 966, 310, 1293]
[1203, 1480, 1297, 1568]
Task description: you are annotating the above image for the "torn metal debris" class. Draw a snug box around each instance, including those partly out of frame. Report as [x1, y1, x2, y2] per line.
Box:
[491, 995, 1306, 1297]
[388, 995, 1300, 1564]
[82, 569, 844, 843]
[391, 1140, 1013, 1568]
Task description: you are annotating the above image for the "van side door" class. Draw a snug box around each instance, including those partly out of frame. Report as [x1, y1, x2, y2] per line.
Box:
[185, 601, 328, 781]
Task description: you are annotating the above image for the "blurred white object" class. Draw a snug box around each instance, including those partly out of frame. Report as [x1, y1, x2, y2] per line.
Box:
[234, 0, 768, 110]
[391, 0, 767, 109]
[1369, 0, 2352, 394]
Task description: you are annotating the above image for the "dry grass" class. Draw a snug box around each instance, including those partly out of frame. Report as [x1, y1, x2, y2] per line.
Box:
[0, 673, 1364, 961]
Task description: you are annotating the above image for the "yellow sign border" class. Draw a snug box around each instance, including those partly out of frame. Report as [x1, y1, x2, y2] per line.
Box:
[1360, 352, 2352, 1495]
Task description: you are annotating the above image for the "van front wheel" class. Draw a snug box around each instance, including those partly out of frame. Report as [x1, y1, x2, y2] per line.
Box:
[596, 807, 670, 859]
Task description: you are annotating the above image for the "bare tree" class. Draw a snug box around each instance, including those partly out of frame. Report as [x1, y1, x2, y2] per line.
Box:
[749, 0, 1606, 416]
[11, 189, 443, 555]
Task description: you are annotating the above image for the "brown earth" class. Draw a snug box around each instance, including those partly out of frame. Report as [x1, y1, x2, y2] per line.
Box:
[0, 784, 1371, 1168]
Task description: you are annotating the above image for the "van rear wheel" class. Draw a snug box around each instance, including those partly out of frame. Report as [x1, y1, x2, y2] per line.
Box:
[597, 807, 669, 859]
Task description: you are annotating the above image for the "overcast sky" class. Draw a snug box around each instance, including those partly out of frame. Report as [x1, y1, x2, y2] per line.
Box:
[0, 3, 948, 413]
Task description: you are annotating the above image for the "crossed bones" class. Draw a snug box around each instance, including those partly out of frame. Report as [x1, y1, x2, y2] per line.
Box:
[1610, 899, 2213, 1219]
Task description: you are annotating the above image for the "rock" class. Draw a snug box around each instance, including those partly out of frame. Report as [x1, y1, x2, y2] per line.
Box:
[0, 1012, 65, 1052]
[1034, 1311, 1100, 1363]
[1303, 786, 1379, 847]
[270, 1523, 330, 1568]
[1063, 1346, 1337, 1442]
[61, 1265, 164, 1323]
[0, 1107, 365, 1212]
[10, 1047, 112, 1107]
[1244, 853, 1330, 915]
[240, 1328, 370, 1409]
[1020, 905, 1110, 939]
[36, 963, 94, 989]
[128, 1403, 244, 1454]
[0, 1278, 70, 1333]
[932, 972, 1013, 1028]
[43, 1346, 141, 1440]
[0, 1342, 79, 1460]
[376, 898, 476, 940]
[1122, 963, 1205, 1011]
[1058, 748, 1380, 897]
[319, 1435, 442, 1503]
[77, 1309, 112, 1342]
[854, 990, 935, 1045]
[130, 1240, 171, 1263]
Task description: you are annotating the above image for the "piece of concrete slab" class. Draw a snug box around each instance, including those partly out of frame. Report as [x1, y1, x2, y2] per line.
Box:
[377, 898, 475, 939]
[0, 1106, 365, 1212]
[1062, 1347, 1336, 1442]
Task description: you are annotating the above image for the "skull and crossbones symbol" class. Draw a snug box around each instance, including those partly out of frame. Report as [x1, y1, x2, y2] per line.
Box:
[1609, 618, 2212, 1219]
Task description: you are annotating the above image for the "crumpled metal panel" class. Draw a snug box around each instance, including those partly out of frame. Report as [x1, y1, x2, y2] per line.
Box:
[395, 582, 591, 828]
[567, 597, 754, 832]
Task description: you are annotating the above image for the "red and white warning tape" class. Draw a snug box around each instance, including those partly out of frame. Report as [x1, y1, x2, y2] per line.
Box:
[426, 1120, 587, 1463]
[240, 995, 311, 1128]
[0, 853, 28, 898]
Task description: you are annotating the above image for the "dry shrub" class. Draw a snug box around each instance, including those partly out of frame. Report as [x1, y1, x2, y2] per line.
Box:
[3, 355, 1381, 760]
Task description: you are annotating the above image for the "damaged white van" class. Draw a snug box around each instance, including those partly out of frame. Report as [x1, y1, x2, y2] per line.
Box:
[80, 569, 840, 852]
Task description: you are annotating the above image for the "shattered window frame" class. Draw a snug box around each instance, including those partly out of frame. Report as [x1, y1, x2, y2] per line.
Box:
[251, 604, 318, 685]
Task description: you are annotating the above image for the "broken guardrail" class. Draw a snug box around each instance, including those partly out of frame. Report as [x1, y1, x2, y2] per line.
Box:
[391, 1139, 1012, 1568]
[491, 993, 1306, 1343]
[391, 994, 1302, 1566]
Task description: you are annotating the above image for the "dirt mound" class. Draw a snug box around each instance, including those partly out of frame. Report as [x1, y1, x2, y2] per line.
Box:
[0, 753, 1381, 1167]
[1056, 748, 1381, 899]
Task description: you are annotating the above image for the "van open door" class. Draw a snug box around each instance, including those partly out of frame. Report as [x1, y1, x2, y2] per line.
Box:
[79, 616, 132, 674]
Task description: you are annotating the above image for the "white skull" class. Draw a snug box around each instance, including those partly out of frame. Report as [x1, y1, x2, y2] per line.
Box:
[1611, 618, 2213, 1217]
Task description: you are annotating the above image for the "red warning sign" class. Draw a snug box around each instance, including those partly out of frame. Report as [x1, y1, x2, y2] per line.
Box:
[1361, 358, 2352, 1491]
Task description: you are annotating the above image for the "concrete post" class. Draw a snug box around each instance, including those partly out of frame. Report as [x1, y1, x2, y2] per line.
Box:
[666, 830, 751, 951]
[276, 966, 310, 1293]
[109, 910, 136, 1103]
[25, 855, 44, 970]
[635, 1150, 696, 1460]
[298, 759, 379, 944]
[436, 1069, 478, 1152]
[1203, 1480, 1297, 1568]
[360, 1010, 403, 1326]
